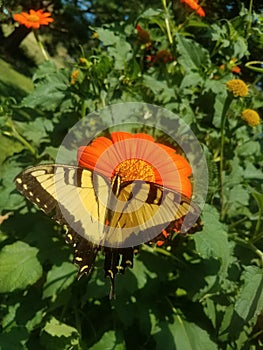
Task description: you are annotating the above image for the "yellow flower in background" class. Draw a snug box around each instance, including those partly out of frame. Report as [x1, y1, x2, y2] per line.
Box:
[241, 109, 261, 127]
[70, 69, 79, 85]
[226, 79, 248, 97]
[92, 32, 99, 39]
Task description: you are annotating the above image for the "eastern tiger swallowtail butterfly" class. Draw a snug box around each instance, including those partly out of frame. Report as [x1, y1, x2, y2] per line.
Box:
[15, 143, 199, 298]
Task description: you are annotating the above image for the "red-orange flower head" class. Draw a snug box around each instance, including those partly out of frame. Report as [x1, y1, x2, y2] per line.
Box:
[13, 9, 54, 29]
[181, 0, 205, 17]
[78, 132, 192, 199]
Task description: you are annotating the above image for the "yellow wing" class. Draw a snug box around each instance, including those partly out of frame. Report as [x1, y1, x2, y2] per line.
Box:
[15, 164, 110, 244]
[104, 180, 198, 247]
[15, 164, 110, 276]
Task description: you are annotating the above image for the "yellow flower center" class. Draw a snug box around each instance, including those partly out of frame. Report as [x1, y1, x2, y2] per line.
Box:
[114, 159, 155, 182]
[28, 14, 40, 23]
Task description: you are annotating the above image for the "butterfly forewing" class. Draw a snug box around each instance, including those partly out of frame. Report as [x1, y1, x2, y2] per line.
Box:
[15, 165, 59, 215]
[15, 164, 110, 275]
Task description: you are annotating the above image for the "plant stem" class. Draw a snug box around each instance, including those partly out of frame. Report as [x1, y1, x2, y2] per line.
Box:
[245, 61, 263, 74]
[6, 119, 37, 157]
[219, 93, 233, 221]
[162, 0, 173, 44]
[234, 237, 263, 267]
[33, 29, 49, 61]
[246, 0, 253, 40]
[81, 99, 87, 118]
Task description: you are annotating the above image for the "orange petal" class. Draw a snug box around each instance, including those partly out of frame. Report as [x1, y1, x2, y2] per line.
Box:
[111, 131, 133, 143]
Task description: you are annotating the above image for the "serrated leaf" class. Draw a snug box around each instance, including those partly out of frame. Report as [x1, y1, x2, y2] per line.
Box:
[43, 262, 77, 299]
[180, 72, 202, 90]
[235, 266, 263, 321]
[96, 28, 119, 46]
[244, 163, 263, 180]
[194, 204, 231, 277]
[0, 135, 24, 164]
[21, 70, 69, 111]
[227, 184, 249, 206]
[237, 140, 260, 156]
[0, 160, 24, 211]
[108, 39, 132, 70]
[153, 314, 217, 350]
[176, 34, 210, 72]
[16, 118, 54, 144]
[143, 75, 168, 94]
[0, 241, 42, 292]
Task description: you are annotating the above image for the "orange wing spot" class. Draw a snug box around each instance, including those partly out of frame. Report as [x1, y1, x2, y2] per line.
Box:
[161, 229, 169, 238]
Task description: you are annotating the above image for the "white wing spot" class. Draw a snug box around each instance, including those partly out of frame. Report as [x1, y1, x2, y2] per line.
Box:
[75, 256, 83, 262]
[35, 197, 41, 203]
[29, 191, 34, 196]
[23, 184, 28, 190]
[16, 178, 22, 184]
[43, 204, 48, 209]
[80, 265, 89, 273]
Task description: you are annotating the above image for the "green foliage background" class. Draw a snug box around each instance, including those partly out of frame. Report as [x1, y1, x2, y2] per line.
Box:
[0, 1, 263, 349]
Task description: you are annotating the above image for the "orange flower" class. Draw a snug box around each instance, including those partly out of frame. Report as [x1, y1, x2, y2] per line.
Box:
[181, 0, 205, 17]
[78, 131, 192, 198]
[231, 66, 241, 74]
[13, 9, 54, 29]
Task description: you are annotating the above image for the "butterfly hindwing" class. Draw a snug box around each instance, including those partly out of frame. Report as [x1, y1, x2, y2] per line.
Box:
[104, 180, 195, 246]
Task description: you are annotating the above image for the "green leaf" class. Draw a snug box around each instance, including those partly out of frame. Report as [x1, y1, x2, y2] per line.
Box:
[44, 317, 78, 338]
[16, 118, 54, 145]
[96, 28, 120, 46]
[227, 184, 249, 205]
[0, 327, 28, 350]
[153, 313, 217, 350]
[89, 330, 124, 350]
[21, 70, 70, 111]
[0, 160, 24, 211]
[244, 163, 263, 180]
[43, 262, 77, 299]
[236, 140, 260, 156]
[40, 317, 79, 350]
[180, 72, 202, 90]
[235, 266, 263, 322]
[0, 241, 42, 293]
[0, 135, 24, 165]
[193, 204, 231, 277]
[108, 39, 132, 70]
[176, 34, 211, 72]
[252, 192, 263, 212]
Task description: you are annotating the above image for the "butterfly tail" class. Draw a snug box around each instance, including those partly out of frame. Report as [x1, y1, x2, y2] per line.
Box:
[104, 247, 138, 299]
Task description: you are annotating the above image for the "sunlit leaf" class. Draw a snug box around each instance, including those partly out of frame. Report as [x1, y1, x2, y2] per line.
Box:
[0, 241, 42, 293]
